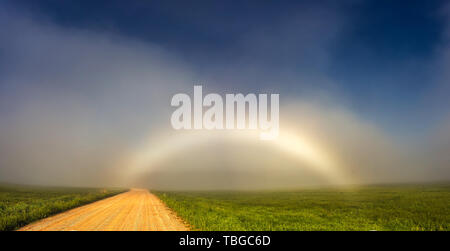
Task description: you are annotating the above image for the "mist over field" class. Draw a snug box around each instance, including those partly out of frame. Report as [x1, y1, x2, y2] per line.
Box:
[0, 2, 449, 190]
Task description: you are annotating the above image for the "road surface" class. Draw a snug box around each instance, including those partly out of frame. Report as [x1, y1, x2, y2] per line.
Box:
[19, 189, 189, 231]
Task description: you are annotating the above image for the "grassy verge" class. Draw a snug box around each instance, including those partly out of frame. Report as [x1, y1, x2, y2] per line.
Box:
[154, 184, 450, 231]
[0, 184, 126, 231]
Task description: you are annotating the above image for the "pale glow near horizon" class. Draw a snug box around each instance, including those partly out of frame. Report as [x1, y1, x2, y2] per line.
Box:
[124, 127, 352, 185]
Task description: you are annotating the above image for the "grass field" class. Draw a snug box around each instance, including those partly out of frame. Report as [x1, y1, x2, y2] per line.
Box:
[0, 184, 126, 231]
[155, 184, 450, 231]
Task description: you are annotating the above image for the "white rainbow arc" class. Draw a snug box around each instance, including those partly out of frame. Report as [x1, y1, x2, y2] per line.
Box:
[126, 128, 351, 185]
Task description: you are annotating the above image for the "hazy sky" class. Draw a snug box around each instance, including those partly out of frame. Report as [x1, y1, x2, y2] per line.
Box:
[0, 1, 449, 189]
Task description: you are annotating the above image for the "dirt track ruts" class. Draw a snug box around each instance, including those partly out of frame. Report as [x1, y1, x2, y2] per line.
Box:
[18, 189, 189, 231]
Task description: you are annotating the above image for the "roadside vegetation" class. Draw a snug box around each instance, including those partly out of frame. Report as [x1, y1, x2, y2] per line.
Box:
[155, 184, 450, 231]
[0, 184, 126, 231]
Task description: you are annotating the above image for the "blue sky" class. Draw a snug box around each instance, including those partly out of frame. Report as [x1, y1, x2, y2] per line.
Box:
[4, 0, 449, 134]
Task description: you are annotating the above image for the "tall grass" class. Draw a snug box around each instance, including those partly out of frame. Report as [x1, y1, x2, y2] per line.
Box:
[0, 184, 126, 231]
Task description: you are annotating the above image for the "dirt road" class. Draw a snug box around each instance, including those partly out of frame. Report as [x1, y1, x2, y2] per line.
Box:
[19, 189, 188, 231]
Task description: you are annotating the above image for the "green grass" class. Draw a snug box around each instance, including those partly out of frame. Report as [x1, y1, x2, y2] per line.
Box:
[154, 184, 450, 231]
[0, 184, 126, 231]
